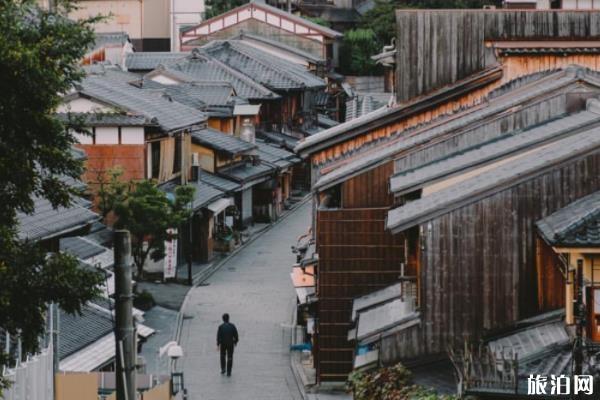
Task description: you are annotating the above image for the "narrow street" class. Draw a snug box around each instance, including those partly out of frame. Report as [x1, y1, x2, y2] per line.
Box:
[179, 202, 311, 400]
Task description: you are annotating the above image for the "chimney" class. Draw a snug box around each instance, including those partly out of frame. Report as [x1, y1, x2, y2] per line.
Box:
[240, 118, 256, 144]
[190, 152, 200, 182]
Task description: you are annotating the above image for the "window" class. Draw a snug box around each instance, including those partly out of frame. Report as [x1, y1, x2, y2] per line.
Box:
[151, 141, 160, 179]
[173, 135, 182, 173]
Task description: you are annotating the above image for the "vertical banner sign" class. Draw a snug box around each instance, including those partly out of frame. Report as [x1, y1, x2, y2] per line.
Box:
[164, 228, 178, 279]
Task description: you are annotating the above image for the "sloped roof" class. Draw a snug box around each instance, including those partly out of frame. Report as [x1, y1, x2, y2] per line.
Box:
[387, 124, 600, 233]
[78, 69, 206, 132]
[199, 171, 241, 192]
[313, 67, 600, 191]
[125, 52, 187, 72]
[59, 303, 114, 360]
[159, 179, 224, 211]
[163, 81, 237, 108]
[60, 236, 106, 260]
[255, 140, 300, 168]
[57, 112, 153, 127]
[389, 109, 600, 195]
[354, 298, 419, 342]
[181, 0, 342, 39]
[219, 161, 273, 184]
[155, 51, 278, 100]
[257, 130, 300, 150]
[233, 32, 325, 64]
[351, 283, 402, 321]
[537, 191, 600, 247]
[202, 40, 326, 90]
[191, 128, 256, 155]
[17, 197, 99, 242]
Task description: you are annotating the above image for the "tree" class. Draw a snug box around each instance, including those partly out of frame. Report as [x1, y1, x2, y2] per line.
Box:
[204, 0, 246, 18]
[347, 363, 457, 400]
[0, 0, 104, 392]
[96, 166, 131, 221]
[113, 180, 195, 278]
[338, 29, 381, 76]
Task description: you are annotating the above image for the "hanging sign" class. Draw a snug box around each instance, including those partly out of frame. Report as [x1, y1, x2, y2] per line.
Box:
[164, 228, 178, 280]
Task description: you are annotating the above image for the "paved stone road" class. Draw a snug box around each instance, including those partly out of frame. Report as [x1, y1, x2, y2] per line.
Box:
[179, 202, 310, 400]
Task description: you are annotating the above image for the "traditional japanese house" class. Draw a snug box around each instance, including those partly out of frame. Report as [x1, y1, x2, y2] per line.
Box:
[293, 9, 600, 383]
[201, 40, 327, 136]
[59, 67, 207, 194]
[179, 1, 342, 67]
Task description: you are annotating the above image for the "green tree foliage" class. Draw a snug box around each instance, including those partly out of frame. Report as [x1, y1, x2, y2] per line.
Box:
[339, 28, 381, 75]
[97, 166, 131, 221]
[204, 0, 246, 18]
[347, 363, 457, 400]
[0, 0, 105, 391]
[112, 180, 195, 277]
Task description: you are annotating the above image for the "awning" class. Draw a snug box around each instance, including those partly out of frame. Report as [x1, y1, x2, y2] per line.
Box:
[206, 197, 234, 214]
[233, 104, 261, 116]
[295, 286, 316, 305]
[60, 334, 115, 372]
[137, 323, 156, 338]
[291, 265, 315, 287]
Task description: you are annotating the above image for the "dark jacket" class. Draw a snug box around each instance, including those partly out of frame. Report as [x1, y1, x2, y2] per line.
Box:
[217, 322, 239, 347]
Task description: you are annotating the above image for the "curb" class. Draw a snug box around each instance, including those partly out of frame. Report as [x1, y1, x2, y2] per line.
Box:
[172, 193, 312, 346]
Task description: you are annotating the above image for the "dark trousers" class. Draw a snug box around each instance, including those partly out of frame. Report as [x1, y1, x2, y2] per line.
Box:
[220, 344, 234, 374]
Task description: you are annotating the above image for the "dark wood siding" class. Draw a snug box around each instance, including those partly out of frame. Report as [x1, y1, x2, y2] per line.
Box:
[341, 161, 394, 208]
[316, 208, 405, 381]
[405, 151, 600, 358]
[395, 10, 600, 101]
[536, 236, 566, 313]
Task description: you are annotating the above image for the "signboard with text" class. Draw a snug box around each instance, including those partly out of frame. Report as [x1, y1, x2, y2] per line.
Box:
[164, 228, 178, 280]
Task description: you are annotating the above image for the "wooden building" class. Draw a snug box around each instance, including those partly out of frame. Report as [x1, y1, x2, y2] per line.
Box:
[59, 67, 206, 192]
[179, 1, 342, 67]
[294, 10, 600, 383]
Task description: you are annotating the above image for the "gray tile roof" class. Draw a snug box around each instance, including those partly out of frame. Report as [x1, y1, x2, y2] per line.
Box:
[354, 298, 419, 342]
[191, 128, 256, 155]
[537, 191, 600, 247]
[59, 303, 114, 360]
[91, 32, 130, 51]
[351, 283, 402, 321]
[296, 66, 600, 156]
[79, 69, 206, 132]
[163, 81, 236, 108]
[156, 51, 278, 100]
[18, 197, 99, 242]
[255, 140, 299, 168]
[389, 110, 600, 195]
[84, 221, 113, 248]
[219, 161, 273, 183]
[125, 52, 187, 72]
[199, 171, 241, 192]
[60, 236, 106, 260]
[57, 112, 153, 127]
[387, 124, 600, 233]
[257, 130, 300, 151]
[312, 67, 600, 191]
[202, 40, 326, 90]
[346, 92, 393, 121]
[159, 179, 224, 211]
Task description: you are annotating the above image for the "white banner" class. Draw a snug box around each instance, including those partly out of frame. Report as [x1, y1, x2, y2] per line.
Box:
[164, 228, 178, 279]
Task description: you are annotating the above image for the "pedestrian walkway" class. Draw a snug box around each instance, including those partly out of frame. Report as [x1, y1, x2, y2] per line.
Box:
[179, 202, 311, 400]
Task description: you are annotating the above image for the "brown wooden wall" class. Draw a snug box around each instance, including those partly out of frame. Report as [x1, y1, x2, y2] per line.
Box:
[79, 144, 146, 194]
[316, 208, 405, 381]
[405, 150, 600, 358]
[536, 236, 566, 313]
[341, 161, 394, 208]
[395, 10, 600, 102]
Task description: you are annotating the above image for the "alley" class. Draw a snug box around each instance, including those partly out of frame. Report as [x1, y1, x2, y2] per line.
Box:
[179, 202, 311, 400]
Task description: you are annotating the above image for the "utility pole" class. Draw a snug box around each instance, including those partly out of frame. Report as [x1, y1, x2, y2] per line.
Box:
[574, 259, 585, 377]
[114, 230, 136, 400]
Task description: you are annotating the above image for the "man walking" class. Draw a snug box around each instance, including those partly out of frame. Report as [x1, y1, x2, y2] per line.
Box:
[217, 313, 239, 376]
